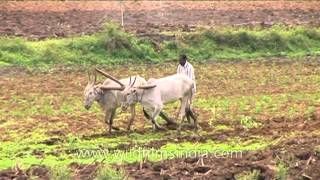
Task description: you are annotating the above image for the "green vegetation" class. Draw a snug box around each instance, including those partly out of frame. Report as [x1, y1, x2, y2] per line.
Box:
[49, 165, 71, 180]
[316, 146, 320, 158]
[2, 60, 320, 178]
[235, 170, 261, 180]
[96, 165, 125, 180]
[1, 23, 320, 68]
[0, 130, 271, 170]
[195, 92, 320, 123]
[276, 161, 289, 180]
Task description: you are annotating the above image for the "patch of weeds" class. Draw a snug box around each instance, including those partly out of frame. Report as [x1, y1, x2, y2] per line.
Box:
[49, 165, 71, 180]
[215, 124, 232, 131]
[240, 116, 260, 129]
[2, 24, 320, 68]
[235, 169, 261, 180]
[160, 138, 271, 161]
[276, 161, 289, 180]
[195, 91, 320, 123]
[128, 132, 168, 143]
[96, 165, 125, 180]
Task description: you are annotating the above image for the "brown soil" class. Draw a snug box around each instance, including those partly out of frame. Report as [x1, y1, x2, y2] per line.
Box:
[124, 136, 320, 179]
[1, 1, 320, 39]
[2, 133, 318, 180]
[83, 112, 320, 156]
[0, 165, 49, 180]
[116, 112, 320, 179]
[0, 163, 102, 180]
[2, 62, 320, 179]
[69, 162, 100, 180]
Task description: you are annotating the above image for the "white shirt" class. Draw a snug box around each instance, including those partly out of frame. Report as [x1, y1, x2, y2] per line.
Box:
[177, 61, 196, 94]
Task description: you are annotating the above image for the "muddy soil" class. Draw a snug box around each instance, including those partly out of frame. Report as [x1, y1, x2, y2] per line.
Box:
[119, 111, 320, 179]
[1, 136, 319, 179]
[1, 1, 320, 39]
[2, 108, 319, 179]
[124, 135, 320, 179]
[0, 165, 49, 180]
[1, 62, 320, 179]
[0, 163, 102, 180]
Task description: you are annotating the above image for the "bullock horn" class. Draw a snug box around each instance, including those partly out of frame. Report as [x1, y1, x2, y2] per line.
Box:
[93, 70, 97, 84]
[129, 76, 132, 86]
[87, 71, 91, 83]
[138, 84, 157, 89]
[99, 85, 125, 91]
[131, 76, 137, 87]
[95, 68, 125, 87]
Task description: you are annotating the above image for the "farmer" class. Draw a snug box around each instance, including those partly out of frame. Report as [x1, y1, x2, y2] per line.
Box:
[176, 54, 197, 122]
[177, 54, 196, 96]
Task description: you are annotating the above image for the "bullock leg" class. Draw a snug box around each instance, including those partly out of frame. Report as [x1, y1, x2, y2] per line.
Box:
[144, 108, 176, 125]
[151, 105, 163, 131]
[186, 95, 197, 129]
[127, 105, 136, 131]
[177, 98, 188, 134]
[143, 107, 159, 130]
[143, 108, 151, 119]
[188, 96, 198, 130]
[108, 109, 116, 134]
[185, 108, 197, 123]
[159, 111, 176, 125]
[186, 108, 198, 130]
[186, 91, 198, 130]
[185, 108, 192, 124]
[104, 110, 119, 133]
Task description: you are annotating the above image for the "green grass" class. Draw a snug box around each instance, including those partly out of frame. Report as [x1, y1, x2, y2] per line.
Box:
[0, 135, 272, 170]
[49, 165, 71, 180]
[1, 23, 320, 68]
[2, 60, 320, 177]
[96, 165, 125, 180]
[276, 161, 289, 180]
[235, 169, 261, 180]
[195, 91, 320, 123]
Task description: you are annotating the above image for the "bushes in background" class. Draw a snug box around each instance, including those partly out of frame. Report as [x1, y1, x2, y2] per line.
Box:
[1, 23, 320, 68]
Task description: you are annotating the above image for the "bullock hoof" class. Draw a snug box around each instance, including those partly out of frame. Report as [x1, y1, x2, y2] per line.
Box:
[193, 126, 198, 131]
[166, 121, 177, 126]
[166, 123, 177, 130]
[177, 130, 181, 135]
[152, 125, 165, 132]
[112, 126, 120, 131]
[156, 127, 166, 131]
[153, 125, 164, 131]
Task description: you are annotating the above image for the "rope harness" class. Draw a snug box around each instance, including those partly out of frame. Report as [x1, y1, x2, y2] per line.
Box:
[134, 89, 145, 103]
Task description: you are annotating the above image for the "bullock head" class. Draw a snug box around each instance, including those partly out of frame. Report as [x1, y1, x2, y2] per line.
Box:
[84, 69, 125, 110]
[121, 78, 157, 110]
[84, 71, 102, 110]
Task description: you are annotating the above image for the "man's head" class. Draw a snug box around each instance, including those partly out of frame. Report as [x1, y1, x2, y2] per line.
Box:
[179, 54, 187, 66]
